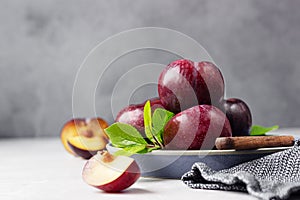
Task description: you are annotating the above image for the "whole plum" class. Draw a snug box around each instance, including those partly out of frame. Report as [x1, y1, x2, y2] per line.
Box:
[221, 98, 252, 136]
[163, 105, 232, 150]
[158, 59, 225, 113]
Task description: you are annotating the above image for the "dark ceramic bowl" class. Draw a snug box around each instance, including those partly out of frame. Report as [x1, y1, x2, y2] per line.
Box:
[106, 144, 291, 179]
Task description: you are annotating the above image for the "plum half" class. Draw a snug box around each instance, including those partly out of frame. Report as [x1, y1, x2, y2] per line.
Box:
[163, 105, 232, 150]
[82, 151, 140, 192]
[60, 118, 109, 159]
[158, 59, 225, 113]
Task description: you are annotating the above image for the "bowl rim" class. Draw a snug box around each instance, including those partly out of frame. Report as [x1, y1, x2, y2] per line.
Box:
[106, 143, 292, 156]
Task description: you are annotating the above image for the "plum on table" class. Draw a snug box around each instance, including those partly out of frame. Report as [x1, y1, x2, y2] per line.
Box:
[60, 118, 109, 159]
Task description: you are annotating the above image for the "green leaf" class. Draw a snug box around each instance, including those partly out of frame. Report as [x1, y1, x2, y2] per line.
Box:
[105, 101, 172, 155]
[137, 146, 161, 154]
[250, 125, 279, 136]
[113, 144, 160, 156]
[143, 100, 155, 143]
[105, 122, 147, 148]
[114, 144, 147, 156]
[146, 146, 161, 153]
[152, 108, 174, 143]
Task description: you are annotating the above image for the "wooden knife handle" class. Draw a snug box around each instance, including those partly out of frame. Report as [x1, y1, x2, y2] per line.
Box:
[215, 136, 295, 150]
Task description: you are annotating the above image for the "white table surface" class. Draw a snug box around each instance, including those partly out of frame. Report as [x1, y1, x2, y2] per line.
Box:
[1, 128, 300, 200]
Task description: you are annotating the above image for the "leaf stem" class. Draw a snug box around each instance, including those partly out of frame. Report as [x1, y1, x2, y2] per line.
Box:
[153, 135, 164, 149]
[146, 144, 156, 148]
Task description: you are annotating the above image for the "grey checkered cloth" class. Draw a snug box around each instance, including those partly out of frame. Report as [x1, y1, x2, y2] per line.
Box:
[182, 141, 300, 200]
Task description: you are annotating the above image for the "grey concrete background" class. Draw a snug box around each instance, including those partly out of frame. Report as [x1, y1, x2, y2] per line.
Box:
[0, 0, 300, 137]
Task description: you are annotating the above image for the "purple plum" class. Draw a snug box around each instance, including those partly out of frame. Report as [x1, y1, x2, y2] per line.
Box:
[115, 97, 164, 133]
[163, 105, 232, 150]
[158, 59, 225, 113]
[221, 98, 252, 136]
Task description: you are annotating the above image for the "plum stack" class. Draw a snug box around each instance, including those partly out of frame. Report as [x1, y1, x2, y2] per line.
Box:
[116, 59, 252, 150]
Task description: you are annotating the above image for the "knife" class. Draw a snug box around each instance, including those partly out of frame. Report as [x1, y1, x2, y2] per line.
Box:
[215, 135, 295, 150]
